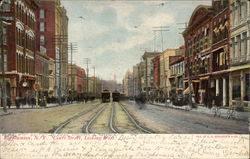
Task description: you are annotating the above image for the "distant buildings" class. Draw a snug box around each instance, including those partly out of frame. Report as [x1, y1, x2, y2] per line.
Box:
[68, 64, 86, 97]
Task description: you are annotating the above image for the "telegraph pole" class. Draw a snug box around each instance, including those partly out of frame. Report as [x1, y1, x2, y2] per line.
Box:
[153, 26, 169, 101]
[68, 43, 77, 92]
[93, 66, 96, 97]
[177, 22, 194, 108]
[83, 58, 90, 97]
[54, 35, 68, 106]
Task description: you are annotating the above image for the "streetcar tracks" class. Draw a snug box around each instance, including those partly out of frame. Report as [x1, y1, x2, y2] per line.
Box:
[53, 103, 102, 133]
[118, 103, 154, 133]
[109, 102, 119, 133]
[84, 105, 107, 133]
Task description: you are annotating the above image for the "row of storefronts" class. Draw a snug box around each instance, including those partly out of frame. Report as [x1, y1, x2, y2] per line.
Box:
[126, 0, 249, 111]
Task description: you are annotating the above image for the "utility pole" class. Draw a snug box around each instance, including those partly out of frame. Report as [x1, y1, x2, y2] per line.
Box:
[54, 35, 68, 106]
[0, 20, 7, 112]
[153, 26, 170, 101]
[177, 22, 194, 107]
[68, 43, 77, 94]
[93, 66, 96, 97]
[83, 58, 90, 97]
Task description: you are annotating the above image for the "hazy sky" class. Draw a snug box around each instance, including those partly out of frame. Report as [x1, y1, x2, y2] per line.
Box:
[61, 0, 211, 83]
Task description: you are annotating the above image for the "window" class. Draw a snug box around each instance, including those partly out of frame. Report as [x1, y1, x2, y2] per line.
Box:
[40, 35, 45, 46]
[231, 38, 235, 60]
[2, 2, 11, 12]
[3, 27, 7, 45]
[236, 35, 241, 59]
[0, 52, 7, 72]
[39, 9, 45, 19]
[39, 22, 45, 32]
[245, 74, 250, 101]
[242, 32, 247, 58]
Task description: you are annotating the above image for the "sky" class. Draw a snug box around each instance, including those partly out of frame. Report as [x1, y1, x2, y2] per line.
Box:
[61, 0, 211, 83]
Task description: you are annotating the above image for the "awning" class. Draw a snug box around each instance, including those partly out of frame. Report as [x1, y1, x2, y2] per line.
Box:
[183, 87, 191, 95]
[193, 80, 200, 83]
[200, 76, 209, 80]
[228, 65, 250, 72]
[184, 79, 200, 83]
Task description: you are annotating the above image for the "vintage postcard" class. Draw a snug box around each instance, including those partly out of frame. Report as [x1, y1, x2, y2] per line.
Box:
[0, 0, 249, 158]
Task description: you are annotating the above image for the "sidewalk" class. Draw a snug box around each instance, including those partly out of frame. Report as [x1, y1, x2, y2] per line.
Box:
[0, 100, 98, 112]
[146, 101, 249, 122]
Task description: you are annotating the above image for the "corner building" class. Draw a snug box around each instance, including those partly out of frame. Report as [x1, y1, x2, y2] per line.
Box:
[183, 0, 230, 106]
[0, 0, 39, 103]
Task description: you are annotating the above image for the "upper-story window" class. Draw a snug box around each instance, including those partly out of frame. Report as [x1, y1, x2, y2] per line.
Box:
[1, 1, 11, 12]
[40, 22, 45, 32]
[39, 9, 45, 19]
[40, 35, 45, 46]
[3, 27, 7, 45]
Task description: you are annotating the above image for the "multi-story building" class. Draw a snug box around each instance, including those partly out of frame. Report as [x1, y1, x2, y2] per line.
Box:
[183, 1, 230, 106]
[152, 55, 161, 100]
[0, 0, 39, 103]
[123, 70, 133, 97]
[159, 49, 176, 98]
[141, 52, 161, 100]
[132, 64, 140, 97]
[210, 0, 230, 107]
[229, 0, 250, 110]
[48, 58, 55, 97]
[35, 51, 49, 100]
[37, 0, 68, 98]
[67, 64, 86, 98]
[183, 4, 214, 105]
[169, 56, 185, 96]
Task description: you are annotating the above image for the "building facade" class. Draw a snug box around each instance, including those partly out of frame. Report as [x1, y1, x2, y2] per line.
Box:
[183, 5, 214, 105]
[183, 1, 231, 106]
[229, 0, 250, 110]
[0, 0, 39, 104]
[67, 64, 86, 98]
[141, 52, 160, 100]
[160, 49, 176, 98]
[169, 56, 185, 97]
[35, 51, 49, 101]
[37, 0, 68, 99]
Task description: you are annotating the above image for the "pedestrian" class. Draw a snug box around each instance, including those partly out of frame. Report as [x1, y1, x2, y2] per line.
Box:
[7, 97, 11, 109]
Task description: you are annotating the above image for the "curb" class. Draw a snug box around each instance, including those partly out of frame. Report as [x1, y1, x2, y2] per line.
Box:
[0, 112, 13, 116]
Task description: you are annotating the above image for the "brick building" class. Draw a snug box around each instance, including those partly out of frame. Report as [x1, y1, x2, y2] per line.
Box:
[183, 5, 214, 105]
[37, 0, 68, 98]
[68, 64, 86, 98]
[0, 0, 39, 103]
[151, 55, 160, 100]
[183, 0, 230, 106]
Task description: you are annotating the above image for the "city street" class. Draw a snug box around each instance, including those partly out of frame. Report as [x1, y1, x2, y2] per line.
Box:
[0, 100, 248, 134]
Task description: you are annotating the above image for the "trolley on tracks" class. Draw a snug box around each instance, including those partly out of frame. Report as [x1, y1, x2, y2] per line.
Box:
[101, 90, 111, 103]
[112, 90, 120, 102]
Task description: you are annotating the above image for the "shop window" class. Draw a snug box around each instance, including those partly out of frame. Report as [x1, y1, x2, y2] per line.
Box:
[245, 74, 250, 101]
[232, 77, 241, 100]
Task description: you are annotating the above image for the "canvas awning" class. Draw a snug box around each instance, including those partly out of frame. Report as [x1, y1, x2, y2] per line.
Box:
[183, 87, 190, 95]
